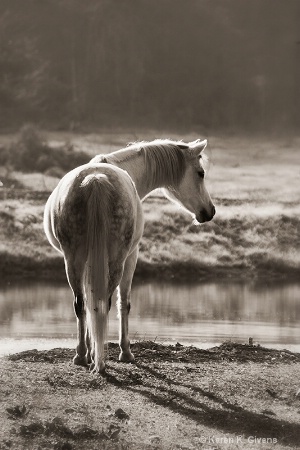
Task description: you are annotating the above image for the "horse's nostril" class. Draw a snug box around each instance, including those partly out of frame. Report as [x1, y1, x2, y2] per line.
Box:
[199, 206, 215, 223]
[200, 210, 210, 222]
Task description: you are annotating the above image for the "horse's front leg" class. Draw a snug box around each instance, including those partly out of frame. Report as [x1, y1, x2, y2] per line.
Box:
[118, 248, 138, 362]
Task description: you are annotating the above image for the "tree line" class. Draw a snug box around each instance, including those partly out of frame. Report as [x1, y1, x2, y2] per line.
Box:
[0, 0, 299, 133]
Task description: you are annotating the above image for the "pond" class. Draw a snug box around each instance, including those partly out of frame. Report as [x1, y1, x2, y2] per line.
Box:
[0, 279, 299, 356]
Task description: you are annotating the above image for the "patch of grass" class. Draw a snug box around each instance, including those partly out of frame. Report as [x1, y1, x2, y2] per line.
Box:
[138, 199, 300, 279]
[0, 199, 65, 279]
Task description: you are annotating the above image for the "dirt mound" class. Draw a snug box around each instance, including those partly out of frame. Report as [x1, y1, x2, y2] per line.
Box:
[8, 341, 300, 365]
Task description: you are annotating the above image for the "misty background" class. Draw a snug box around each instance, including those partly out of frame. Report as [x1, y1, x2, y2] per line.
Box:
[0, 0, 299, 134]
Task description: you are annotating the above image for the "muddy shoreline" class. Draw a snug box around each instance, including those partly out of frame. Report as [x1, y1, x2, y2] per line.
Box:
[1, 342, 300, 450]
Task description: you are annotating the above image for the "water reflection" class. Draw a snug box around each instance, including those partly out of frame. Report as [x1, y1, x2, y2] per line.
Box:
[0, 280, 299, 354]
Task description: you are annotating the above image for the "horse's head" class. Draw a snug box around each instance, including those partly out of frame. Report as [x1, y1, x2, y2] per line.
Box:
[165, 139, 215, 224]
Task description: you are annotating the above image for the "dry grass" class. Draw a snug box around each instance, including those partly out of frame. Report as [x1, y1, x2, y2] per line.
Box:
[137, 198, 300, 279]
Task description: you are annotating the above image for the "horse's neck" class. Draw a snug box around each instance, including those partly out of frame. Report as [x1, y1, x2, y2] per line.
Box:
[119, 160, 153, 199]
[111, 151, 157, 200]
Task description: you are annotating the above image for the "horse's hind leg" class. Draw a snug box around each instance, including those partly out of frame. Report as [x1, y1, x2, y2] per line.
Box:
[118, 247, 138, 363]
[64, 254, 89, 366]
[73, 292, 89, 366]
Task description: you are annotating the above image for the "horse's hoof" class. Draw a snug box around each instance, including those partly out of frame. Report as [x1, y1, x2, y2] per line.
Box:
[73, 354, 88, 366]
[119, 351, 135, 363]
[89, 362, 106, 375]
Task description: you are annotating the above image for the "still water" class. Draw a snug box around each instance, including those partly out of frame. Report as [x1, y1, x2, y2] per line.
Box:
[0, 280, 299, 356]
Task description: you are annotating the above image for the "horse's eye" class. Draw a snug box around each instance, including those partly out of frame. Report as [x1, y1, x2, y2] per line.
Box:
[197, 171, 205, 179]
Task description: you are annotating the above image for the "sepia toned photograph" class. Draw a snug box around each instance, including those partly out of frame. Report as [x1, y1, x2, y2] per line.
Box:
[0, 1, 299, 449]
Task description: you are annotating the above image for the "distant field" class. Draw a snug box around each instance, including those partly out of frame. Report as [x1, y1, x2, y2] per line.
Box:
[0, 132, 299, 281]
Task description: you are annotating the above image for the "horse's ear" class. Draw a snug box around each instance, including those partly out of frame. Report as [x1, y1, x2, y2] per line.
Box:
[189, 139, 207, 155]
[99, 155, 108, 163]
[177, 143, 189, 150]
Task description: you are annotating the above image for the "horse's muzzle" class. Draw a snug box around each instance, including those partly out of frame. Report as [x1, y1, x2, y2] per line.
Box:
[197, 205, 216, 223]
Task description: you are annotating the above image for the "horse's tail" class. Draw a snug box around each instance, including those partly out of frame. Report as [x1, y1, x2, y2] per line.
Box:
[80, 173, 113, 372]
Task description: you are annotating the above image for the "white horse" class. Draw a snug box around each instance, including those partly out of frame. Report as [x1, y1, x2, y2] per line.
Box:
[44, 139, 215, 373]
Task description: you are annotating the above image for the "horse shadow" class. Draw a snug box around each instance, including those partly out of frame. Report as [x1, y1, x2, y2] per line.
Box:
[105, 361, 300, 448]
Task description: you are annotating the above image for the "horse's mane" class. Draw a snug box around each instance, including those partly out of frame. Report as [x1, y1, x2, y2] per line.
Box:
[109, 139, 188, 188]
